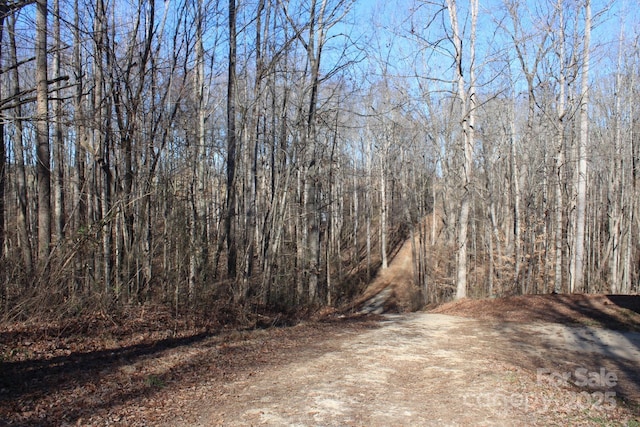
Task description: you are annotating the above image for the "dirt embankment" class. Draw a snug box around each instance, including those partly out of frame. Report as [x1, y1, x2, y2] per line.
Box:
[356, 234, 424, 314]
[433, 293, 640, 331]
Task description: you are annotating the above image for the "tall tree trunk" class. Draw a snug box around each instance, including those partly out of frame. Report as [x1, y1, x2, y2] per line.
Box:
[380, 154, 388, 269]
[446, 0, 477, 299]
[625, 68, 639, 294]
[553, 0, 567, 294]
[509, 103, 521, 292]
[243, 0, 266, 295]
[609, 21, 625, 294]
[365, 124, 373, 281]
[352, 166, 359, 267]
[571, 0, 591, 293]
[94, 0, 111, 294]
[0, 4, 5, 262]
[8, 13, 33, 273]
[189, 0, 207, 301]
[304, 0, 328, 303]
[53, 0, 65, 244]
[36, 0, 51, 267]
[73, 0, 87, 293]
[225, 0, 238, 280]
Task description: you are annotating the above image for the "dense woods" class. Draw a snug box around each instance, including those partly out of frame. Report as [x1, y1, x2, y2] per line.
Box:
[0, 0, 638, 320]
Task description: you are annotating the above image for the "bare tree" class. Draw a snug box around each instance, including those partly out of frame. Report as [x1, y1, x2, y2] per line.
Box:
[35, 0, 51, 267]
[504, 0, 552, 292]
[553, 0, 568, 294]
[225, 0, 238, 280]
[72, 0, 87, 291]
[445, 0, 478, 299]
[8, 11, 33, 273]
[0, 2, 5, 262]
[571, 0, 591, 293]
[0, 0, 28, 261]
[52, 0, 64, 244]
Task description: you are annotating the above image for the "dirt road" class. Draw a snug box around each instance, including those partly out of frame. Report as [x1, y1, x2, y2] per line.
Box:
[175, 312, 640, 426]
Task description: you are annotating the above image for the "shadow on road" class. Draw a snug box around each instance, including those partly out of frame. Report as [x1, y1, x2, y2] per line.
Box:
[0, 316, 380, 426]
[607, 295, 640, 314]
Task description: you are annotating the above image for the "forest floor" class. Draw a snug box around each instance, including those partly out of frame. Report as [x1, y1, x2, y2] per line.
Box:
[2, 231, 640, 426]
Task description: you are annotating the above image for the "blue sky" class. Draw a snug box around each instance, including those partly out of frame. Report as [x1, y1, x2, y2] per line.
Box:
[339, 0, 640, 85]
